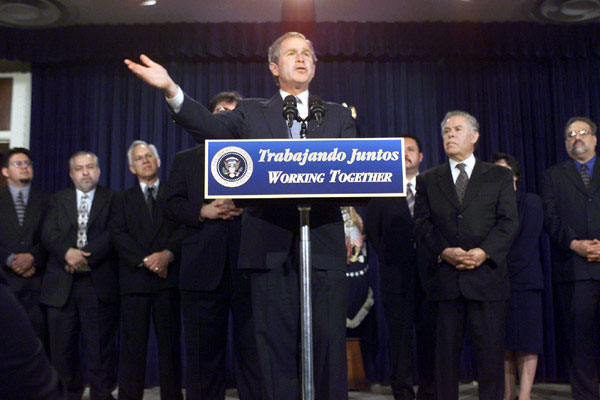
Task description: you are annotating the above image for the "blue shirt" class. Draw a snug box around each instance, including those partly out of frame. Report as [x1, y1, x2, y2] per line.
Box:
[574, 154, 596, 179]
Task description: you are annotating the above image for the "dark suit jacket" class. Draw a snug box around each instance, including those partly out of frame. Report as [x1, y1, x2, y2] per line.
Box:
[170, 93, 357, 272]
[0, 270, 65, 399]
[507, 190, 544, 290]
[0, 186, 49, 293]
[414, 160, 519, 302]
[542, 158, 600, 282]
[40, 186, 118, 307]
[162, 145, 240, 291]
[365, 197, 417, 294]
[109, 184, 182, 294]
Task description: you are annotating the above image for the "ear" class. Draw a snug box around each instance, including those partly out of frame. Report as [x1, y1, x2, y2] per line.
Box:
[1, 167, 8, 178]
[471, 130, 480, 144]
[269, 62, 279, 77]
[156, 158, 161, 169]
[418, 152, 424, 163]
[128, 164, 136, 175]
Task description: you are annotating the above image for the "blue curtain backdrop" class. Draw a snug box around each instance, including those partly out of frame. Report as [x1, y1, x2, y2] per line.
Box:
[2, 21, 599, 384]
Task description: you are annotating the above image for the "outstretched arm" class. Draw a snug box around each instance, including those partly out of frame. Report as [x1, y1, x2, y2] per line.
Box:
[124, 54, 179, 99]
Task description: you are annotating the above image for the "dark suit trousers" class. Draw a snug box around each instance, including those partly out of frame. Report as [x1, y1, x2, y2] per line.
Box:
[118, 289, 182, 400]
[556, 280, 600, 400]
[381, 286, 435, 400]
[47, 275, 118, 400]
[435, 298, 506, 400]
[250, 257, 348, 400]
[181, 266, 259, 400]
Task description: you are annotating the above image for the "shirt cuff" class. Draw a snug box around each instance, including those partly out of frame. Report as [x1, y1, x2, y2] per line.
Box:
[6, 253, 15, 267]
[165, 86, 184, 114]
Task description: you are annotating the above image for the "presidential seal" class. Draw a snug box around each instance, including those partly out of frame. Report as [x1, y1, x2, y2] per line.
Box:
[211, 146, 253, 187]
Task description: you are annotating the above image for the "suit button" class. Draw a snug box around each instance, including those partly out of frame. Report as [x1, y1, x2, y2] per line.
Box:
[458, 215, 463, 220]
[455, 234, 459, 239]
[19, 241, 24, 245]
[589, 198, 593, 203]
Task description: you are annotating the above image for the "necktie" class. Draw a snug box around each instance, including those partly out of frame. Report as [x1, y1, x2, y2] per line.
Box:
[146, 186, 156, 218]
[77, 194, 89, 249]
[455, 163, 469, 204]
[406, 182, 415, 217]
[580, 164, 592, 189]
[15, 191, 26, 225]
[290, 97, 302, 139]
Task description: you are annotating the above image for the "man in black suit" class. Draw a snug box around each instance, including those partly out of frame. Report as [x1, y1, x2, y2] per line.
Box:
[366, 136, 434, 400]
[109, 140, 183, 400]
[41, 151, 118, 400]
[162, 92, 259, 400]
[126, 32, 356, 399]
[414, 111, 518, 400]
[542, 116, 600, 400]
[0, 148, 49, 346]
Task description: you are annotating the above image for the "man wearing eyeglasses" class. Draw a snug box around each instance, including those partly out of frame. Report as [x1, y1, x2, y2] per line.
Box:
[542, 116, 600, 400]
[0, 148, 50, 347]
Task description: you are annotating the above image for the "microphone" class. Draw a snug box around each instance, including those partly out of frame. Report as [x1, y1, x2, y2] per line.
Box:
[282, 95, 298, 128]
[309, 95, 325, 126]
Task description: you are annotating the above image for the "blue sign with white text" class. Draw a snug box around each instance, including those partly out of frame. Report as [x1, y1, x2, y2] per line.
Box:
[205, 138, 405, 199]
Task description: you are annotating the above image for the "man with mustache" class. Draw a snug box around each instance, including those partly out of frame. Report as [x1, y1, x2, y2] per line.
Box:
[542, 117, 600, 400]
[414, 111, 518, 400]
[41, 151, 118, 400]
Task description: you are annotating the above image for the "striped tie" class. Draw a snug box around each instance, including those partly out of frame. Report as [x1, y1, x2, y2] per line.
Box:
[15, 191, 25, 225]
[580, 164, 592, 189]
[406, 182, 415, 217]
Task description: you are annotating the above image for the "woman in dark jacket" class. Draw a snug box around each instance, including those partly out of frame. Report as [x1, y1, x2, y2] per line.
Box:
[491, 152, 544, 400]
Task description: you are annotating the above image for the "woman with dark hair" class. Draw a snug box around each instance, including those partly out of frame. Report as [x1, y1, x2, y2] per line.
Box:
[490, 152, 544, 400]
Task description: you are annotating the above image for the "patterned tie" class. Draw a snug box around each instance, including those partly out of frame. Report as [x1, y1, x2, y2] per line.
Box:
[290, 97, 302, 139]
[580, 164, 592, 189]
[15, 190, 26, 225]
[406, 182, 415, 217]
[77, 194, 89, 249]
[146, 186, 156, 219]
[455, 163, 469, 204]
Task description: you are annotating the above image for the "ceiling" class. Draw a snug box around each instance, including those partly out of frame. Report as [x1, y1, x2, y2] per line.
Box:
[0, 0, 600, 28]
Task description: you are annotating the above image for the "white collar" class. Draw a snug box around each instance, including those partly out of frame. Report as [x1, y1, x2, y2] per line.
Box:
[449, 153, 476, 175]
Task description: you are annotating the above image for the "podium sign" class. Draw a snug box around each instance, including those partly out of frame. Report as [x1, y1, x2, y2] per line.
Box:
[205, 138, 406, 199]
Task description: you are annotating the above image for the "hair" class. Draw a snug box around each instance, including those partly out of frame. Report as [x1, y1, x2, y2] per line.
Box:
[268, 32, 317, 65]
[400, 134, 423, 153]
[564, 116, 597, 138]
[490, 152, 521, 183]
[440, 110, 480, 136]
[126, 140, 160, 166]
[68, 151, 99, 170]
[2, 147, 31, 168]
[208, 91, 244, 113]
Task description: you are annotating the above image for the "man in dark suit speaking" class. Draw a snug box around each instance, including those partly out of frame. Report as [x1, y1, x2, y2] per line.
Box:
[125, 32, 356, 400]
[414, 111, 518, 400]
[542, 117, 600, 400]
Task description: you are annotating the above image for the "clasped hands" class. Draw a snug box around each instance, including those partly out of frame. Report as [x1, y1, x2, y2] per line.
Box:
[201, 199, 242, 221]
[10, 253, 36, 277]
[441, 247, 487, 270]
[570, 239, 600, 262]
[143, 250, 172, 279]
[64, 248, 91, 274]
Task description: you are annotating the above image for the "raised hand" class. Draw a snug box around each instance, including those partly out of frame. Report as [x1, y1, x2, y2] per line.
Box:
[124, 54, 179, 98]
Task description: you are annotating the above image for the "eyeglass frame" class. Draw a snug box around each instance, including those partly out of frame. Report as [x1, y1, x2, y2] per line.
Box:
[566, 129, 594, 139]
[9, 160, 33, 168]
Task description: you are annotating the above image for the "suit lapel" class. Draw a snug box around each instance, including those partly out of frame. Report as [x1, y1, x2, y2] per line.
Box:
[262, 94, 289, 139]
[65, 189, 78, 228]
[588, 157, 600, 194]
[435, 162, 461, 210]
[460, 160, 486, 210]
[306, 103, 332, 138]
[149, 185, 166, 244]
[562, 160, 588, 195]
[0, 187, 20, 232]
[21, 188, 39, 233]
[87, 186, 108, 229]
[132, 186, 154, 245]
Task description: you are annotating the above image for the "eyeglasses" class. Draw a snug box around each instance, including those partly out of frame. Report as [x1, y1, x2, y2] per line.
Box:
[10, 160, 33, 168]
[566, 129, 592, 139]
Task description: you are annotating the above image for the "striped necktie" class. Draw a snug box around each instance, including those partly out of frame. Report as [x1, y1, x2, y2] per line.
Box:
[15, 191, 25, 225]
[580, 164, 592, 189]
[406, 182, 415, 217]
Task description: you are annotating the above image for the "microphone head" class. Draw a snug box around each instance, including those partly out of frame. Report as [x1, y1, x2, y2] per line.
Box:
[309, 95, 325, 126]
[282, 95, 298, 128]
